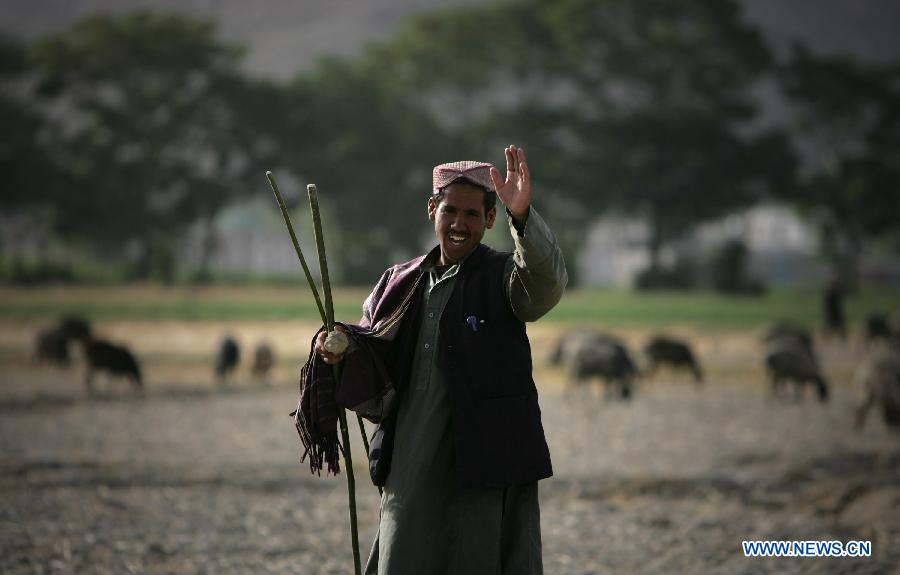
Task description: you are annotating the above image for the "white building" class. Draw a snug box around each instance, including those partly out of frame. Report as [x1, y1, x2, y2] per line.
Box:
[577, 203, 831, 287]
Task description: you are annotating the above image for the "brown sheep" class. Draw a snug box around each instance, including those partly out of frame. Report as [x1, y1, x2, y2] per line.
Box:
[855, 351, 900, 430]
[764, 338, 829, 402]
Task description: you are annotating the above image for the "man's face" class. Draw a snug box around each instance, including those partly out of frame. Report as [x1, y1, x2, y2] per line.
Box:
[428, 182, 496, 265]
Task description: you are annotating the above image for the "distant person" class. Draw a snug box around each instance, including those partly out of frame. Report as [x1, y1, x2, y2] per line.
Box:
[308, 146, 567, 574]
[823, 275, 847, 340]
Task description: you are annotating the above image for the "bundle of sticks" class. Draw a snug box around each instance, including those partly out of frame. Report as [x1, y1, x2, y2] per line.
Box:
[267, 172, 366, 575]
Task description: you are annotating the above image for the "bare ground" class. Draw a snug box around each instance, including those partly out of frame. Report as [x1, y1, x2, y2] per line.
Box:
[1, 320, 898, 574]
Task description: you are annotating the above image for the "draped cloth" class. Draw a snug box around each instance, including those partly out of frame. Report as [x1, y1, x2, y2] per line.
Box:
[290, 250, 434, 475]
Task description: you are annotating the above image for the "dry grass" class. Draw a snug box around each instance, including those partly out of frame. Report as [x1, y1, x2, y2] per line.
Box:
[2, 319, 899, 574]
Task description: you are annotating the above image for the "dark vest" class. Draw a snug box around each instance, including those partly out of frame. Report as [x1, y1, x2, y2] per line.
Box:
[439, 245, 553, 487]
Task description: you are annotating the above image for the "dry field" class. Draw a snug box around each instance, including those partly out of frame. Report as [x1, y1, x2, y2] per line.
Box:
[1, 319, 898, 574]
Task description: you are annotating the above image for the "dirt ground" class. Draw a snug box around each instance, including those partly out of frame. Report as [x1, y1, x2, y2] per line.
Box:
[1, 319, 899, 574]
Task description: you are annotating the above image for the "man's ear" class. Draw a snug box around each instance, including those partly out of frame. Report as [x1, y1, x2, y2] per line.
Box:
[427, 197, 437, 221]
[485, 207, 497, 229]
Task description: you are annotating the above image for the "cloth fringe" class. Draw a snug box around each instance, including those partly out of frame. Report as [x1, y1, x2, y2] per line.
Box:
[292, 328, 342, 476]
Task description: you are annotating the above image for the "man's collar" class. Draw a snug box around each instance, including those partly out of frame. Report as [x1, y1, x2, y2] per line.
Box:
[423, 243, 482, 272]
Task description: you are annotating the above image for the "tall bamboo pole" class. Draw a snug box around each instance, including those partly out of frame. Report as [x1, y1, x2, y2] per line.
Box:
[308, 184, 361, 575]
[266, 172, 370, 447]
[266, 172, 362, 575]
[265, 172, 327, 322]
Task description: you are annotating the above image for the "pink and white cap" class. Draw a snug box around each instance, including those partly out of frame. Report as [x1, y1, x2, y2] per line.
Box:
[432, 160, 495, 194]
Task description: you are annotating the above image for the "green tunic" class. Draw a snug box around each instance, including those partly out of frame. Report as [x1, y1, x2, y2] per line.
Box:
[365, 208, 567, 575]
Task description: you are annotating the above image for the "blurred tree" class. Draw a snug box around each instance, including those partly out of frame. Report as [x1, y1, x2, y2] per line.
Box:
[0, 35, 64, 214]
[28, 11, 282, 281]
[0, 35, 75, 284]
[292, 0, 793, 285]
[778, 45, 900, 284]
[708, 238, 765, 295]
[281, 57, 462, 284]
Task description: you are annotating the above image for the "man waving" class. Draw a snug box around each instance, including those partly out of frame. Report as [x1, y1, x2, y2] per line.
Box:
[317, 145, 567, 574]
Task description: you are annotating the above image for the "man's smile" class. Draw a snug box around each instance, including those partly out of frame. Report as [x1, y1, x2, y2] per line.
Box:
[448, 231, 468, 245]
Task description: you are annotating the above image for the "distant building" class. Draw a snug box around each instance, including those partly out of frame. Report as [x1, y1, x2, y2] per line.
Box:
[180, 196, 319, 279]
[577, 203, 834, 287]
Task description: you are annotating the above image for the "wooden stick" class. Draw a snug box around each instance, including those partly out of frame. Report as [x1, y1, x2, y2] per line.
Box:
[265, 172, 327, 322]
[267, 172, 367, 574]
[308, 184, 362, 575]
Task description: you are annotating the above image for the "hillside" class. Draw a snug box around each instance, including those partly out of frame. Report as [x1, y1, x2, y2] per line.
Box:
[1, 0, 899, 80]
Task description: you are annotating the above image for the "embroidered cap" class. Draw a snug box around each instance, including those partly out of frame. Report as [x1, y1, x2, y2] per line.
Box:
[432, 160, 495, 194]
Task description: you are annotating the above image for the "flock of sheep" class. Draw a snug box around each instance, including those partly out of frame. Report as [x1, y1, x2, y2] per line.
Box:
[549, 313, 900, 432]
[31, 310, 900, 431]
[550, 332, 703, 400]
[34, 317, 275, 389]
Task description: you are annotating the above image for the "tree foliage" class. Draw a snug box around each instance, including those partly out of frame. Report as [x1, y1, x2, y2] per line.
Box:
[280, 57, 461, 283]
[5, 3, 896, 287]
[28, 11, 280, 280]
[778, 45, 900, 279]
[288, 0, 795, 281]
[0, 35, 64, 215]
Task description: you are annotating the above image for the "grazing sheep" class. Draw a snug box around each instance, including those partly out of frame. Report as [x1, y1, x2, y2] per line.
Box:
[890, 311, 900, 335]
[550, 329, 624, 366]
[855, 351, 900, 430]
[59, 315, 91, 342]
[251, 342, 275, 382]
[35, 327, 71, 366]
[34, 316, 93, 367]
[643, 335, 703, 383]
[762, 321, 813, 351]
[865, 313, 892, 344]
[569, 337, 636, 399]
[764, 339, 829, 402]
[215, 336, 240, 383]
[762, 321, 817, 364]
[83, 339, 142, 392]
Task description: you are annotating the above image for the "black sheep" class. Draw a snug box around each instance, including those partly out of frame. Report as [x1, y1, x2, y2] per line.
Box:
[762, 321, 817, 365]
[35, 327, 71, 366]
[83, 339, 142, 392]
[764, 340, 829, 402]
[550, 329, 625, 366]
[215, 336, 240, 383]
[762, 321, 813, 352]
[569, 337, 636, 400]
[59, 315, 92, 342]
[865, 313, 892, 344]
[643, 335, 703, 383]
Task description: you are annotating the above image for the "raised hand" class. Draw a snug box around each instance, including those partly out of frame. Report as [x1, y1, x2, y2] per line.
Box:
[490, 145, 531, 222]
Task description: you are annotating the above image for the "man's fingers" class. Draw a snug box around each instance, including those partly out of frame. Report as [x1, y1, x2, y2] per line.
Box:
[516, 146, 526, 167]
[519, 160, 530, 183]
[318, 350, 341, 364]
[315, 325, 349, 364]
[505, 146, 516, 173]
[314, 334, 330, 361]
[490, 166, 504, 193]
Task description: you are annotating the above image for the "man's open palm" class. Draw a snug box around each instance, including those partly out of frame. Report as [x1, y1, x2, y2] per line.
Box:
[490, 145, 531, 221]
